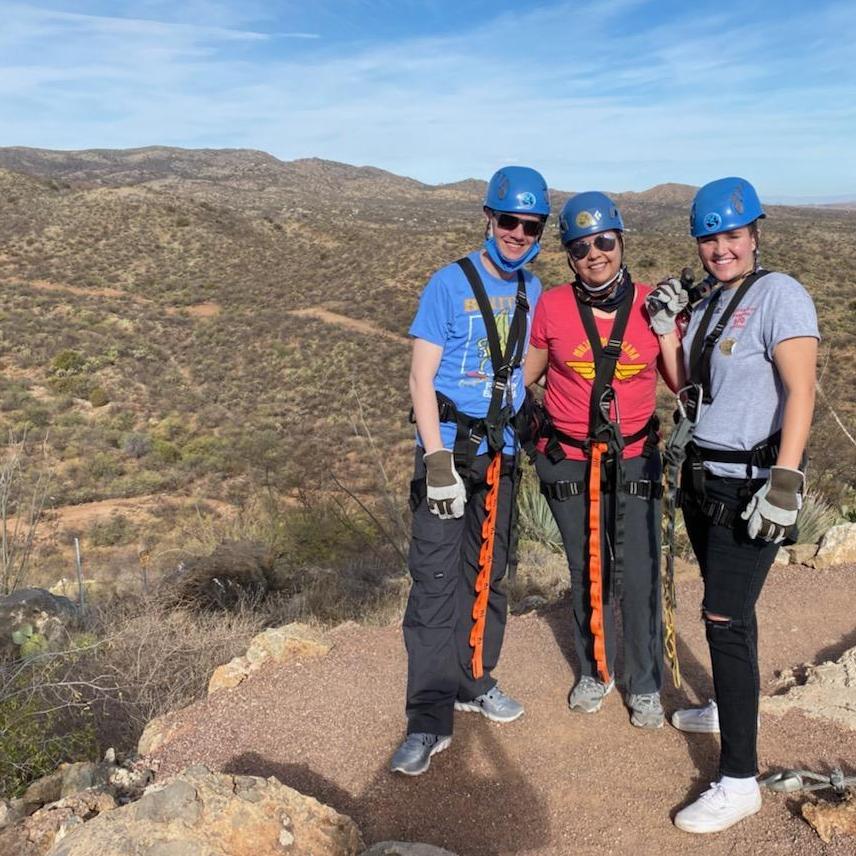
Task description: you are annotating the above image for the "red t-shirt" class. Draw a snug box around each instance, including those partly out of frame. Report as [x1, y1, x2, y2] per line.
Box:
[530, 282, 660, 461]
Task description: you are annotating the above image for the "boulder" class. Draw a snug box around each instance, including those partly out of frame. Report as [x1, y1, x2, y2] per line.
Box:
[137, 713, 193, 758]
[0, 588, 78, 659]
[0, 797, 27, 829]
[809, 522, 856, 568]
[761, 645, 856, 731]
[786, 543, 818, 565]
[45, 765, 364, 856]
[208, 623, 332, 694]
[0, 790, 116, 856]
[802, 794, 856, 844]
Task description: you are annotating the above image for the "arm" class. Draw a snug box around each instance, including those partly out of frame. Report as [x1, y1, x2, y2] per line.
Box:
[772, 336, 818, 468]
[656, 330, 685, 393]
[409, 338, 445, 454]
[524, 346, 548, 387]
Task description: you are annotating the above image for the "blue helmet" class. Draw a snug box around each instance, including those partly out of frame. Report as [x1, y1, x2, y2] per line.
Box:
[690, 177, 765, 238]
[484, 166, 550, 217]
[558, 191, 623, 245]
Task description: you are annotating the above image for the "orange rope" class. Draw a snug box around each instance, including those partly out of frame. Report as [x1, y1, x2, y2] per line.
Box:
[470, 452, 502, 679]
[587, 441, 611, 684]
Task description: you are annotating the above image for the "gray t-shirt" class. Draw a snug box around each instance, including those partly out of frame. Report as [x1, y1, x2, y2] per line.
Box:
[683, 271, 820, 477]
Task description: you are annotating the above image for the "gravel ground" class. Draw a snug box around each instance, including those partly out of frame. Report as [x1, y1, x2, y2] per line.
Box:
[157, 562, 856, 855]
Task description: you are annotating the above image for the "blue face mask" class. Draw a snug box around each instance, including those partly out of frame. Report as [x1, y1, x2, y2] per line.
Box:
[483, 236, 541, 274]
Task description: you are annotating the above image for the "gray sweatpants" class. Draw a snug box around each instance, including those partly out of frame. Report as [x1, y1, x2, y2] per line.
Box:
[403, 450, 515, 736]
[536, 450, 663, 694]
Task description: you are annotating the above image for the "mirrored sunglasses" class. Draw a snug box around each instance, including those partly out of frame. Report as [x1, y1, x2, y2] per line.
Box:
[567, 232, 618, 260]
[494, 212, 544, 238]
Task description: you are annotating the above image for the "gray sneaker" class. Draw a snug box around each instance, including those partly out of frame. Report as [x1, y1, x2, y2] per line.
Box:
[454, 685, 524, 722]
[628, 692, 665, 729]
[390, 732, 452, 776]
[568, 676, 615, 713]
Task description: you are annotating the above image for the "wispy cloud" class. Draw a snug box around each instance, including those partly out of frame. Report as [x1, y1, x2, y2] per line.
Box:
[1, 0, 855, 195]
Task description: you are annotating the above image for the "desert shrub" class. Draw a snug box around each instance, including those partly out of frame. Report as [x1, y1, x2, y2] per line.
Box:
[88, 387, 110, 407]
[122, 432, 152, 459]
[151, 439, 181, 464]
[50, 349, 86, 374]
[180, 435, 232, 476]
[88, 512, 135, 547]
[88, 452, 123, 481]
[0, 651, 97, 798]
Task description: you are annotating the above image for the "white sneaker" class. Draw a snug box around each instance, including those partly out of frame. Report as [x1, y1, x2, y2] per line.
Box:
[671, 699, 720, 733]
[671, 700, 760, 734]
[674, 781, 762, 833]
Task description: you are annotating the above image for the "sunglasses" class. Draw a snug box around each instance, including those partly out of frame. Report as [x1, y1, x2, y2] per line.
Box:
[567, 232, 618, 260]
[493, 212, 544, 238]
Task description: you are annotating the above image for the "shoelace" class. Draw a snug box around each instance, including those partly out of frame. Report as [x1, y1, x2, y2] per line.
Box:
[698, 783, 728, 806]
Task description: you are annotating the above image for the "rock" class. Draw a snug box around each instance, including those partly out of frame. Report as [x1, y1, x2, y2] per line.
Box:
[787, 543, 818, 565]
[45, 765, 364, 856]
[208, 623, 332, 694]
[809, 522, 856, 568]
[511, 595, 548, 615]
[60, 762, 108, 798]
[361, 844, 460, 855]
[138, 712, 192, 757]
[761, 646, 856, 731]
[772, 547, 789, 566]
[0, 790, 117, 856]
[24, 769, 64, 807]
[802, 794, 856, 843]
[0, 797, 27, 829]
[0, 588, 79, 659]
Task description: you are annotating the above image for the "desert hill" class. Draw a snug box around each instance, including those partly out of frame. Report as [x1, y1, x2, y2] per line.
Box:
[0, 147, 853, 579]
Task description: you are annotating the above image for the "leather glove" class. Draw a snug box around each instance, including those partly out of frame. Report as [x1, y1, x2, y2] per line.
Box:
[645, 277, 690, 335]
[741, 466, 804, 543]
[424, 449, 466, 519]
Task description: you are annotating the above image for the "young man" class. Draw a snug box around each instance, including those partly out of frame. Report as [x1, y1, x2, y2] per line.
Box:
[391, 166, 550, 775]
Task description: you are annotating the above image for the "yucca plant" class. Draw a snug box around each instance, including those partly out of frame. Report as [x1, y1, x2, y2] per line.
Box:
[796, 490, 841, 545]
[516, 466, 563, 554]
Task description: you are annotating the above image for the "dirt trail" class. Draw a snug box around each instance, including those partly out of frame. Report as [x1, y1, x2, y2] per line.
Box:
[1, 278, 221, 318]
[156, 562, 856, 855]
[289, 307, 409, 345]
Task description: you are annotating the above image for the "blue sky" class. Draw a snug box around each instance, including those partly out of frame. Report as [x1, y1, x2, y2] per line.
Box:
[2, 0, 855, 197]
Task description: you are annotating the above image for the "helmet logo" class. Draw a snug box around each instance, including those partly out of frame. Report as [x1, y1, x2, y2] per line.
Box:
[517, 191, 537, 209]
[575, 210, 599, 229]
[731, 184, 745, 214]
[703, 212, 722, 232]
[496, 175, 510, 199]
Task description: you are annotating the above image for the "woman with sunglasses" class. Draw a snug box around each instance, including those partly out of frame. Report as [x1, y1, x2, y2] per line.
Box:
[670, 177, 818, 834]
[523, 192, 684, 730]
[391, 166, 550, 776]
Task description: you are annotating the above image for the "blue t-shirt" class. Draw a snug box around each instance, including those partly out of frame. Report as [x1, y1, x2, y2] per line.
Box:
[409, 250, 542, 454]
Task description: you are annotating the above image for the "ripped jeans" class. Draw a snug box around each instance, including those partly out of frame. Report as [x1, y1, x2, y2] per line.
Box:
[682, 469, 780, 777]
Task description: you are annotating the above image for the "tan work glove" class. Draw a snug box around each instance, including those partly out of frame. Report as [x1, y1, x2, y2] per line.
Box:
[424, 449, 466, 519]
[741, 466, 803, 543]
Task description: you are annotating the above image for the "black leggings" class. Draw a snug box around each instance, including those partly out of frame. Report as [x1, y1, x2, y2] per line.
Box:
[682, 469, 779, 777]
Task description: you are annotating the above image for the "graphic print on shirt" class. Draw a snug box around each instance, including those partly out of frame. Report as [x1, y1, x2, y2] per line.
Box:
[459, 300, 519, 400]
[565, 336, 646, 381]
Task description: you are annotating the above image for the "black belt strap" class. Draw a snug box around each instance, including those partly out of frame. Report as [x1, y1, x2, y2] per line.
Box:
[542, 478, 663, 503]
[456, 257, 528, 455]
[688, 269, 767, 410]
[576, 286, 635, 600]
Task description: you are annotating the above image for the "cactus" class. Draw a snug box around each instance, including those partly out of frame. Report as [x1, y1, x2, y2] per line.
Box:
[11, 623, 48, 657]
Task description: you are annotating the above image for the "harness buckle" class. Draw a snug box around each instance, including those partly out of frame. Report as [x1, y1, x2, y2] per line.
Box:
[677, 384, 703, 425]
